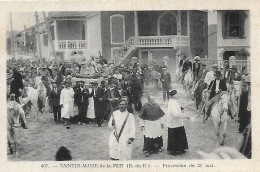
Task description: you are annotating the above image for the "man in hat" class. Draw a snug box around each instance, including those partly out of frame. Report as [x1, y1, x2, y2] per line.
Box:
[94, 80, 106, 127]
[204, 64, 218, 86]
[192, 56, 201, 78]
[161, 67, 171, 101]
[10, 66, 24, 104]
[60, 81, 74, 127]
[74, 81, 93, 125]
[198, 62, 208, 80]
[204, 71, 227, 120]
[230, 65, 242, 84]
[238, 74, 251, 133]
[49, 81, 61, 123]
[139, 95, 165, 157]
[105, 80, 121, 121]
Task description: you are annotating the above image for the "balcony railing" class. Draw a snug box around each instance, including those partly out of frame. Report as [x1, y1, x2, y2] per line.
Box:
[128, 35, 189, 48]
[53, 40, 88, 50]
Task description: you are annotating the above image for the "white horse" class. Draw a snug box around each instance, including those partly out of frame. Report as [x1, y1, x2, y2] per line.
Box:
[211, 92, 237, 146]
[183, 69, 194, 93]
[175, 67, 182, 83]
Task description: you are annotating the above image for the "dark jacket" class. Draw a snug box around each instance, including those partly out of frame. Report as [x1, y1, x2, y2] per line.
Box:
[192, 62, 201, 76]
[208, 79, 227, 99]
[182, 61, 192, 73]
[49, 88, 60, 107]
[74, 88, 93, 105]
[161, 72, 171, 89]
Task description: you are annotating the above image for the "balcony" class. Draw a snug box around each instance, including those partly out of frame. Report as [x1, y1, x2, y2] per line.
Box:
[127, 35, 189, 48]
[52, 40, 88, 50]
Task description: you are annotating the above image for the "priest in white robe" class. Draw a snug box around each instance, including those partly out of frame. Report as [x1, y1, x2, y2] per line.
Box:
[108, 100, 135, 160]
[60, 81, 75, 126]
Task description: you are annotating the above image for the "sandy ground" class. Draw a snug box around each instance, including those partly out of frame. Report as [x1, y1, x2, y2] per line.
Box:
[8, 83, 238, 161]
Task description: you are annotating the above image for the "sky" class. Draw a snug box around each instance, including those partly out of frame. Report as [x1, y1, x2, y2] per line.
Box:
[7, 12, 44, 31]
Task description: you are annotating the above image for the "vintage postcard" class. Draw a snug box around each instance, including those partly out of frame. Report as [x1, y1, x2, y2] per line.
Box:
[1, 0, 259, 171]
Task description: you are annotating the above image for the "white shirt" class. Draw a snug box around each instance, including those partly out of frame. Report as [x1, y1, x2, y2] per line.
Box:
[215, 80, 220, 92]
[204, 71, 215, 86]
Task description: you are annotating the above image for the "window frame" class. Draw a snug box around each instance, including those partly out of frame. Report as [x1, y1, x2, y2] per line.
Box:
[110, 14, 125, 45]
[222, 11, 246, 39]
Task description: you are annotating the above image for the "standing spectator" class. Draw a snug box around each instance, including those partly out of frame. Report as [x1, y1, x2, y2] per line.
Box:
[60, 81, 75, 127]
[105, 81, 120, 120]
[86, 83, 95, 124]
[161, 67, 171, 101]
[130, 73, 142, 112]
[49, 82, 61, 123]
[139, 95, 165, 157]
[108, 100, 135, 160]
[94, 81, 106, 127]
[166, 90, 189, 155]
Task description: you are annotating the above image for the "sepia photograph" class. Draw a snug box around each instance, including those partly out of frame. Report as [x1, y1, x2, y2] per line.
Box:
[6, 10, 251, 162]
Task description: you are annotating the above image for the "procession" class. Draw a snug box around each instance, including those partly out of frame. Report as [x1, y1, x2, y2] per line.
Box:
[6, 10, 251, 160]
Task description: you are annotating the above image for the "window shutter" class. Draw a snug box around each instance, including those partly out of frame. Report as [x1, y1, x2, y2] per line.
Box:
[239, 12, 245, 38]
[222, 12, 226, 38]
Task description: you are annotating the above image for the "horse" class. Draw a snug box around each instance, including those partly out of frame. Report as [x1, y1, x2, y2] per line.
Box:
[34, 76, 48, 114]
[210, 92, 237, 146]
[175, 68, 182, 84]
[183, 69, 194, 94]
[7, 101, 26, 156]
[193, 80, 207, 110]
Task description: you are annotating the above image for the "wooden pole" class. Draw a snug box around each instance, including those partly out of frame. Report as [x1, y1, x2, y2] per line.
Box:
[35, 11, 43, 62]
[10, 12, 15, 59]
[42, 12, 57, 62]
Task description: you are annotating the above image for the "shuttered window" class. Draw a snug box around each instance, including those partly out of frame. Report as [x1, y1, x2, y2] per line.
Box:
[222, 11, 247, 39]
[110, 15, 125, 44]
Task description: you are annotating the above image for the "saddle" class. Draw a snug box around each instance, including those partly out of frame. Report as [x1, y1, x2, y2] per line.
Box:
[205, 93, 224, 119]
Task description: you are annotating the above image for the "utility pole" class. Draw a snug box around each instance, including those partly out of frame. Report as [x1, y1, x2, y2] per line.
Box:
[42, 12, 57, 63]
[35, 11, 43, 62]
[10, 12, 15, 59]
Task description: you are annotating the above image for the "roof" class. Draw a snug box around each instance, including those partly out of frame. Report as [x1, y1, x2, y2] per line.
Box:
[48, 11, 97, 19]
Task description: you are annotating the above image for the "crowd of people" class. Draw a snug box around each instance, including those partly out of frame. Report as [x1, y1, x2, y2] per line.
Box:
[6, 54, 251, 160]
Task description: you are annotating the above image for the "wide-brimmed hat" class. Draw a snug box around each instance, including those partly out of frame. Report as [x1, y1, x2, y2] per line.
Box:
[169, 90, 177, 96]
[42, 64, 47, 68]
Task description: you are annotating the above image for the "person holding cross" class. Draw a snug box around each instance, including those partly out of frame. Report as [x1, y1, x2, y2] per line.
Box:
[108, 99, 135, 160]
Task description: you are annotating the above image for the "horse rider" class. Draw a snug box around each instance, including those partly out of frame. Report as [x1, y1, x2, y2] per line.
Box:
[192, 56, 201, 80]
[37, 63, 51, 96]
[10, 66, 24, 104]
[204, 64, 218, 87]
[204, 71, 227, 120]
[181, 57, 192, 83]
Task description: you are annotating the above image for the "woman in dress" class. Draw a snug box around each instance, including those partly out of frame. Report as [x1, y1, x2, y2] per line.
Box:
[167, 90, 189, 155]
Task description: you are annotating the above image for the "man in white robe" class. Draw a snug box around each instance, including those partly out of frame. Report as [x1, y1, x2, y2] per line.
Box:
[204, 64, 218, 86]
[60, 81, 75, 127]
[108, 100, 135, 160]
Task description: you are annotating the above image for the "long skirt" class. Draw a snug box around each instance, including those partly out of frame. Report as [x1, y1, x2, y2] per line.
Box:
[167, 127, 188, 152]
[143, 136, 163, 152]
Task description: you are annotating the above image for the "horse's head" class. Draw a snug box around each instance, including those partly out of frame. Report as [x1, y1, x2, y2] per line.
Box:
[7, 101, 21, 127]
[220, 92, 230, 112]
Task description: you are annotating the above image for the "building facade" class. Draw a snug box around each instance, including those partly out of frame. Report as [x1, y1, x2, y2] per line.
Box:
[14, 11, 208, 74]
[208, 10, 250, 62]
